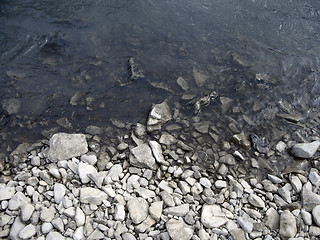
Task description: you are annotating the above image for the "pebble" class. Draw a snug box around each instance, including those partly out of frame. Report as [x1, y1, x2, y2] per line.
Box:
[201, 204, 227, 228]
[149, 201, 163, 221]
[163, 204, 189, 217]
[248, 193, 265, 208]
[19, 224, 36, 239]
[312, 205, 320, 226]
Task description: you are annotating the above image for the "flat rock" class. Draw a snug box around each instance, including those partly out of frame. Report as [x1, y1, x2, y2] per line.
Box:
[279, 210, 297, 238]
[127, 197, 149, 224]
[290, 141, 320, 158]
[166, 219, 193, 240]
[136, 216, 156, 233]
[80, 187, 108, 205]
[248, 193, 265, 208]
[163, 204, 189, 217]
[201, 204, 228, 228]
[130, 144, 157, 170]
[8, 192, 30, 211]
[0, 186, 15, 201]
[149, 140, 168, 165]
[47, 133, 88, 162]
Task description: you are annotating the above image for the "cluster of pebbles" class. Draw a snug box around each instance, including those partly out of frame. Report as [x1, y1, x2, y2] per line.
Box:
[1, 100, 320, 240]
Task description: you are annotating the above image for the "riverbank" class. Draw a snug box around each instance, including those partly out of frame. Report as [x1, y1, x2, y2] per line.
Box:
[1, 99, 320, 240]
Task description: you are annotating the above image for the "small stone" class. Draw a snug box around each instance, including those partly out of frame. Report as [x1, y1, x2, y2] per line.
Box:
[200, 177, 212, 188]
[265, 207, 279, 230]
[20, 203, 35, 222]
[136, 216, 156, 233]
[54, 183, 66, 204]
[130, 144, 157, 170]
[215, 180, 227, 189]
[127, 197, 149, 224]
[114, 204, 126, 221]
[237, 216, 253, 233]
[230, 134, 251, 150]
[201, 204, 227, 228]
[42, 222, 53, 234]
[230, 228, 246, 240]
[40, 207, 56, 222]
[219, 154, 236, 165]
[47, 133, 88, 162]
[74, 226, 85, 240]
[122, 233, 137, 240]
[275, 141, 286, 152]
[160, 191, 175, 207]
[87, 229, 104, 240]
[166, 219, 193, 240]
[0, 186, 15, 201]
[19, 224, 36, 239]
[9, 217, 26, 240]
[312, 205, 320, 226]
[163, 204, 189, 217]
[158, 180, 173, 194]
[46, 231, 65, 240]
[290, 175, 302, 193]
[149, 140, 168, 165]
[279, 210, 297, 239]
[193, 121, 209, 134]
[147, 100, 172, 132]
[290, 141, 320, 158]
[302, 183, 320, 211]
[80, 187, 108, 205]
[309, 168, 320, 187]
[159, 133, 177, 145]
[248, 193, 265, 208]
[268, 174, 283, 184]
[301, 209, 312, 225]
[310, 226, 320, 236]
[107, 164, 123, 181]
[149, 201, 163, 221]
[78, 162, 97, 184]
[52, 218, 64, 232]
[80, 153, 97, 165]
[8, 192, 30, 211]
[177, 76, 189, 91]
[31, 156, 41, 166]
[75, 207, 86, 226]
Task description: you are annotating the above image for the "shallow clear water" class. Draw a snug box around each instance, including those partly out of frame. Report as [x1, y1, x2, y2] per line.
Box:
[1, 0, 320, 154]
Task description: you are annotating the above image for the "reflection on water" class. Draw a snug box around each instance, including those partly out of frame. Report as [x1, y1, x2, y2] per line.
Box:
[1, 0, 320, 156]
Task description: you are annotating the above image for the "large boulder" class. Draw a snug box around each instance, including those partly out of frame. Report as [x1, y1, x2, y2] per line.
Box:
[47, 133, 88, 162]
[147, 101, 172, 132]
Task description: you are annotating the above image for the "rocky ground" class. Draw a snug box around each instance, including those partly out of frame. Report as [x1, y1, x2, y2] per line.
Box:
[1, 100, 320, 240]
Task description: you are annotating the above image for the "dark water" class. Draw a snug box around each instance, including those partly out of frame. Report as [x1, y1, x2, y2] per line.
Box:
[1, 0, 320, 155]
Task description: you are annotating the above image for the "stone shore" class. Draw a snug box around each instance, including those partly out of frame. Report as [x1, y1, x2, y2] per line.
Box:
[1, 100, 320, 240]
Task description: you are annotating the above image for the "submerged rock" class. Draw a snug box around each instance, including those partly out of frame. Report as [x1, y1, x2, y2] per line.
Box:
[250, 134, 270, 154]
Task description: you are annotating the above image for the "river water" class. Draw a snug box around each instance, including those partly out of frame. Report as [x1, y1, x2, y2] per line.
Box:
[1, 0, 320, 157]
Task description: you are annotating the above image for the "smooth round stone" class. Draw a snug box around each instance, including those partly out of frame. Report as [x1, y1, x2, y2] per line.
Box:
[312, 205, 320, 226]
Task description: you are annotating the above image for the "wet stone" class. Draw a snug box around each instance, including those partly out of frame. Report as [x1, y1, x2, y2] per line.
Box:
[250, 134, 270, 154]
[177, 76, 189, 91]
[230, 134, 251, 150]
[193, 121, 209, 134]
